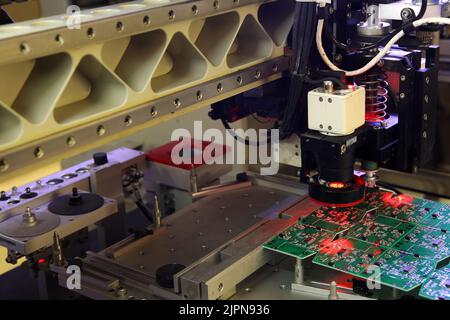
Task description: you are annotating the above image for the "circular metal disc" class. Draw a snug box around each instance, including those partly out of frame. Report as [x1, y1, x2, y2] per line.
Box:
[48, 193, 104, 216]
[0, 212, 60, 238]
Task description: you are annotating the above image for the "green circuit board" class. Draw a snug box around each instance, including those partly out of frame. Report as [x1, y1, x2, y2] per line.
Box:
[419, 265, 450, 300]
[299, 206, 367, 233]
[394, 225, 450, 262]
[373, 249, 437, 291]
[263, 189, 450, 295]
[367, 191, 440, 224]
[263, 224, 336, 260]
[345, 214, 415, 247]
[421, 204, 450, 231]
[312, 240, 436, 291]
[312, 238, 385, 277]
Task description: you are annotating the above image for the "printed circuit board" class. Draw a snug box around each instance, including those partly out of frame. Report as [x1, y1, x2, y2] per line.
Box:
[264, 189, 450, 299]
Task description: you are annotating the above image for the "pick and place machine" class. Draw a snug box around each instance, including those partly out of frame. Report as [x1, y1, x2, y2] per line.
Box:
[0, 0, 449, 300]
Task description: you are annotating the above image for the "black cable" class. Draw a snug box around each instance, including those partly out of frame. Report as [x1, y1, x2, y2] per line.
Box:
[323, 0, 428, 52]
[281, 1, 318, 139]
[221, 118, 271, 146]
[135, 200, 153, 223]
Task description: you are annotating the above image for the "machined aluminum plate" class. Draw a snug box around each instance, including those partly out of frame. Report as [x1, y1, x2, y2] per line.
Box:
[100, 185, 300, 277]
[0, 210, 60, 238]
[0, 191, 118, 255]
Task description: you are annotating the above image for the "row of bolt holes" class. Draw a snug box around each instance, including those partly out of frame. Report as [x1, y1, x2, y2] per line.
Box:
[0, 69, 271, 171]
[19, 0, 240, 55]
[1, 169, 87, 206]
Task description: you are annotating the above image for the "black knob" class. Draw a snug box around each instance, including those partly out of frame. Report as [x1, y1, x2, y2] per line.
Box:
[93, 152, 108, 166]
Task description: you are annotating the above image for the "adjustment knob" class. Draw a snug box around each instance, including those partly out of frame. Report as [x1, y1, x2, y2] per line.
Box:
[93, 152, 108, 166]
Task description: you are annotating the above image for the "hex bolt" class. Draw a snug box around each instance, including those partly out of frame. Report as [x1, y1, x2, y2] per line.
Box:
[22, 207, 37, 225]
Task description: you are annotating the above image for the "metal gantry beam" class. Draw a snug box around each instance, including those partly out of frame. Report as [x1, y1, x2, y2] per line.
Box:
[0, 0, 295, 178]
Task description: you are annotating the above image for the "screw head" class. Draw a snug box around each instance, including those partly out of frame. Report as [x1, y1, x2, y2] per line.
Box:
[97, 125, 106, 136]
[0, 159, 9, 173]
[67, 136, 76, 147]
[34, 147, 44, 159]
[124, 115, 133, 126]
